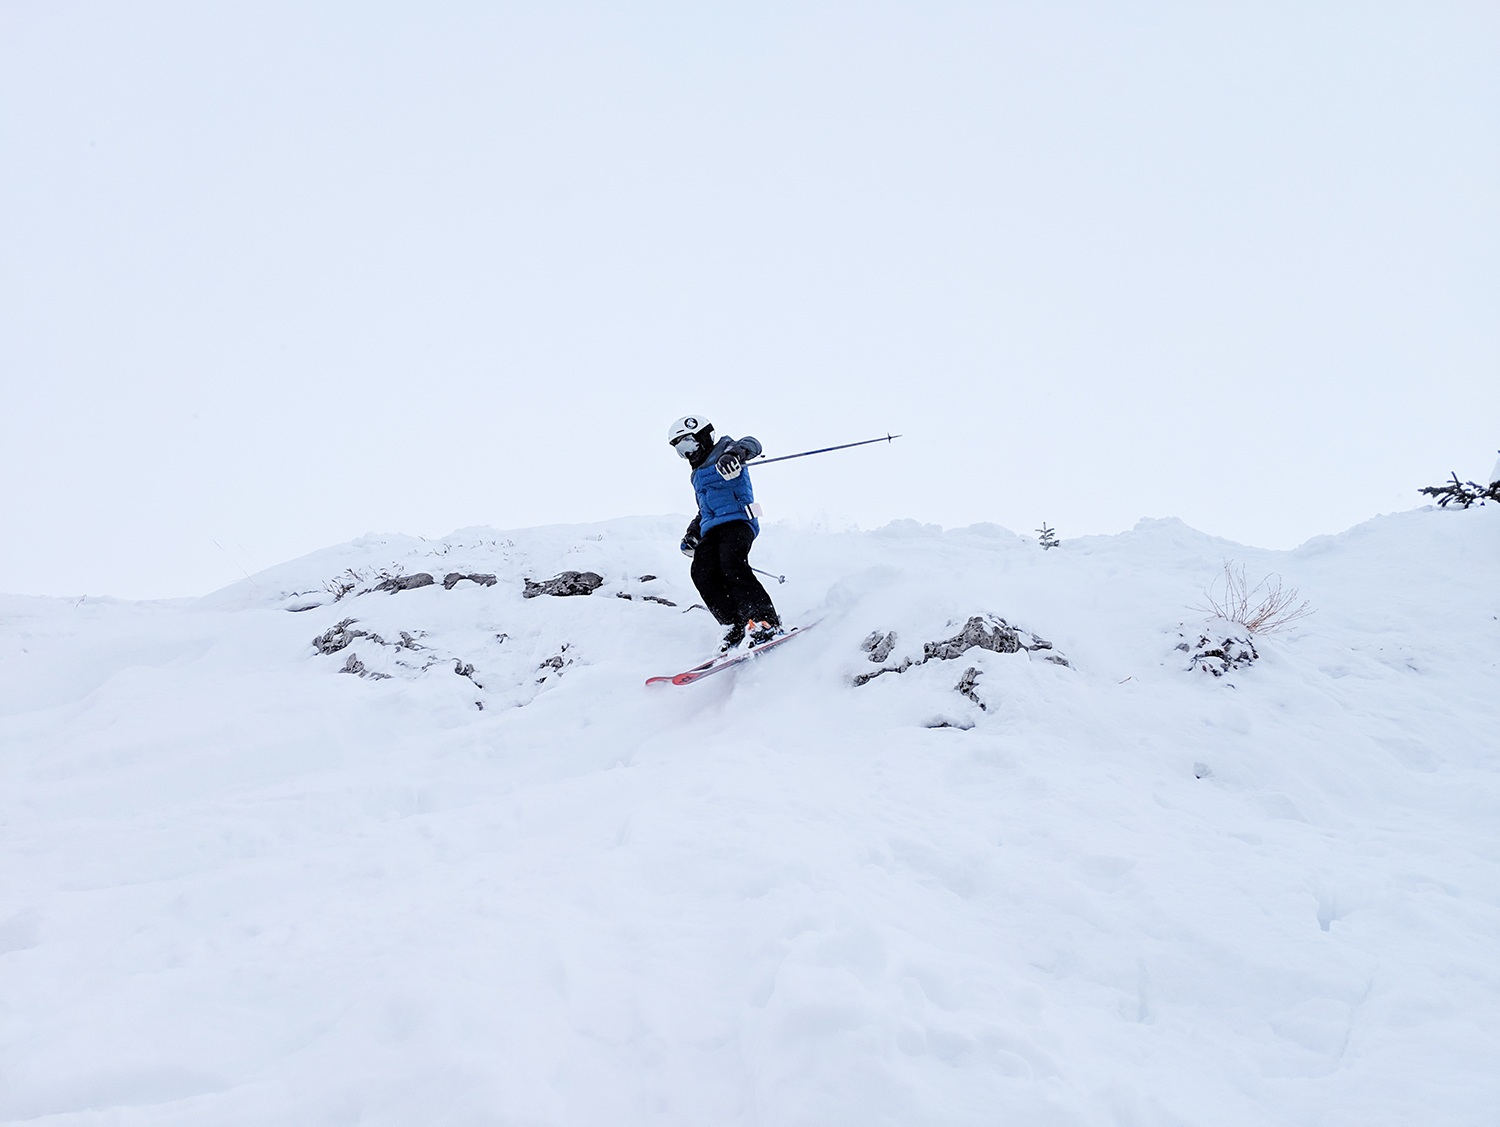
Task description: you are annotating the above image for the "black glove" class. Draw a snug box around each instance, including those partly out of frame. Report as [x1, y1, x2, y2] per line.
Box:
[680, 518, 701, 557]
[715, 452, 742, 480]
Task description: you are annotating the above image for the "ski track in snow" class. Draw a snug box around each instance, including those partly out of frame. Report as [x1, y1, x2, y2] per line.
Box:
[1, 509, 1497, 1125]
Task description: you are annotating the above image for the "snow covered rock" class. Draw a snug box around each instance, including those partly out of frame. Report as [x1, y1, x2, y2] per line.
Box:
[310, 617, 363, 655]
[954, 665, 984, 708]
[922, 614, 1054, 661]
[1178, 625, 1260, 676]
[861, 630, 897, 662]
[856, 614, 1069, 688]
[338, 651, 389, 679]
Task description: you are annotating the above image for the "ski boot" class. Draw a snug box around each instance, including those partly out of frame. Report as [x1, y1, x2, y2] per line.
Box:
[719, 621, 746, 652]
[747, 619, 782, 647]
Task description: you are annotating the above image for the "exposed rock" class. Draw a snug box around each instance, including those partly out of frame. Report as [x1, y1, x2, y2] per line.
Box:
[852, 657, 911, 687]
[617, 591, 677, 607]
[862, 630, 897, 663]
[920, 616, 1064, 664]
[313, 618, 365, 655]
[854, 614, 1070, 692]
[924, 616, 1024, 660]
[536, 644, 573, 679]
[638, 574, 657, 582]
[315, 620, 434, 658]
[443, 572, 497, 590]
[337, 651, 390, 680]
[1183, 630, 1258, 677]
[374, 573, 435, 594]
[955, 666, 985, 709]
[523, 571, 604, 598]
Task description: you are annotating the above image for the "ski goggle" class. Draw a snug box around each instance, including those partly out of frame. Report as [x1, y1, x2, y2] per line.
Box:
[671, 434, 700, 458]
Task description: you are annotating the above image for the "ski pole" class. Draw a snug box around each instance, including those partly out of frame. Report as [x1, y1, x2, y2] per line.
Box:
[752, 566, 786, 585]
[749, 433, 901, 467]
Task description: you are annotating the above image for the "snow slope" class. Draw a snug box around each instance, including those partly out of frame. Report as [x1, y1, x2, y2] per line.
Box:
[2, 507, 1497, 1126]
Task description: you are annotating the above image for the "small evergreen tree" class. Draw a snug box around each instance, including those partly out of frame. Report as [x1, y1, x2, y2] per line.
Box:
[1036, 523, 1060, 550]
[1418, 453, 1500, 509]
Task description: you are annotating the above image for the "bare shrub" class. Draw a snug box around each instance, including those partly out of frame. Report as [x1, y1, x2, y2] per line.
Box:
[324, 569, 364, 600]
[1195, 562, 1312, 635]
[324, 565, 410, 601]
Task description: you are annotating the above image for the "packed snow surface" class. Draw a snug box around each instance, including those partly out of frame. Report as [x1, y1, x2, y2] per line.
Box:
[2, 508, 1497, 1125]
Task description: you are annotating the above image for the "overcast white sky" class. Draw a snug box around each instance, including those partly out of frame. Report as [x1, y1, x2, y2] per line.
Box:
[3, 1, 1496, 599]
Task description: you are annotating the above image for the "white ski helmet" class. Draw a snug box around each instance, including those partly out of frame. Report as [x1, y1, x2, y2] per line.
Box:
[667, 415, 713, 458]
[667, 415, 711, 444]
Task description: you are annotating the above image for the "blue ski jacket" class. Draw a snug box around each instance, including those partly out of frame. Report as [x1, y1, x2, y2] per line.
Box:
[691, 435, 763, 537]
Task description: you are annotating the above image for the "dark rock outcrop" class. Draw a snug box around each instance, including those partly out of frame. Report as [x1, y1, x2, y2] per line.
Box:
[923, 617, 1025, 660]
[374, 573, 435, 594]
[523, 571, 604, 598]
[443, 572, 497, 590]
[616, 591, 678, 607]
[313, 618, 365, 655]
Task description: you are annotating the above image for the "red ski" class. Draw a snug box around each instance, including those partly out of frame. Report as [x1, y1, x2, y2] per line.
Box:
[646, 626, 811, 686]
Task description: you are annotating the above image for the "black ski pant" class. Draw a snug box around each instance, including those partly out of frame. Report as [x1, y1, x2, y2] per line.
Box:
[691, 520, 779, 629]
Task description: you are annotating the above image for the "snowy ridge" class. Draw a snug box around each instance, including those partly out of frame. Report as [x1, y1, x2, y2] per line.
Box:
[2, 508, 1497, 1125]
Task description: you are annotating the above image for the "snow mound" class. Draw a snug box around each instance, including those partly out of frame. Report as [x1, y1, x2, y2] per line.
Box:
[2, 507, 1498, 1125]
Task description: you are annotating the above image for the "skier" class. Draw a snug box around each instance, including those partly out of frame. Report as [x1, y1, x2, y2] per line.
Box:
[668, 415, 783, 651]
